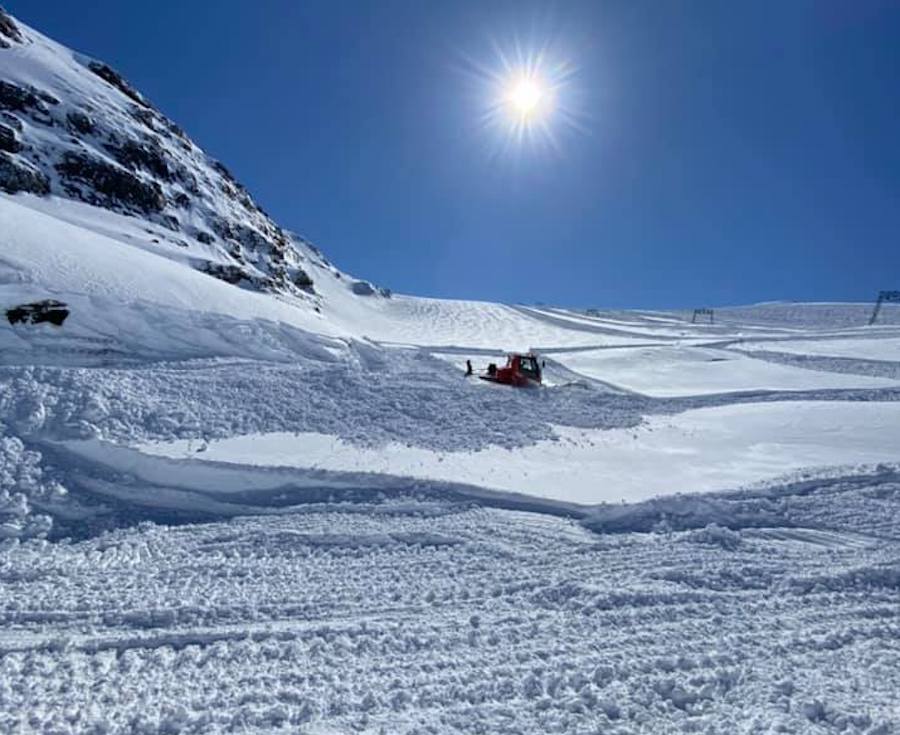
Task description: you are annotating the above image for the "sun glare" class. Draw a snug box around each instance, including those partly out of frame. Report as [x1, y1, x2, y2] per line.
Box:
[462, 40, 580, 152]
[508, 77, 544, 119]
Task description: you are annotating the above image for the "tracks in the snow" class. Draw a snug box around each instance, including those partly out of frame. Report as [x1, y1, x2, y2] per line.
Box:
[2, 498, 899, 733]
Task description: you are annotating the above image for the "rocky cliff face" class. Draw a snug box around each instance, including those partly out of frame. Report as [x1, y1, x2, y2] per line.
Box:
[0, 7, 314, 295]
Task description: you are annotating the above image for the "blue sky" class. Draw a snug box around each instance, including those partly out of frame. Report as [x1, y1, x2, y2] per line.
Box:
[10, 1, 900, 308]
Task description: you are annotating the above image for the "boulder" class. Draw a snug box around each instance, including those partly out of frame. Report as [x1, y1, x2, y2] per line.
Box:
[293, 268, 314, 290]
[351, 280, 376, 296]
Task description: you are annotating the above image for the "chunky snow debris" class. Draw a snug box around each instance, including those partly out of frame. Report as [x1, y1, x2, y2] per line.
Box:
[1, 489, 899, 733]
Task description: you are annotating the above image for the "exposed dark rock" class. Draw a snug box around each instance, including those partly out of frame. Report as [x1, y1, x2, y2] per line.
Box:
[163, 118, 187, 142]
[351, 280, 376, 296]
[379, 287, 393, 299]
[35, 89, 59, 106]
[104, 136, 173, 181]
[56, 151, 165, 213]
[195, 230, 214, 245]
[227, 244, 245, 263]
[0, 6, 23, 44]
[172, 191, 190, 209]
[176, 168, 200, 194]
[195, 261, 269, 290]
[0, 112, 21, 130]
[293, 268, 314, 290]
[129, 105, 158, 131]
[157, 213, 181, 232]
[210, 159, 238, 185]
[211, 219, 282, 264]
[6, 300, 69, 327]
[0, 152, 49, 194]
[0, 122, 20, 152]
[87, 61, 151, 108]
[66, 110, 95, 135]
[209, 217, 234, 241]
[0, 80, 45, 114]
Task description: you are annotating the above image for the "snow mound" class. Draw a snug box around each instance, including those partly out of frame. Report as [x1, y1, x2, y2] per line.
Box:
[583, 492, 788, 534]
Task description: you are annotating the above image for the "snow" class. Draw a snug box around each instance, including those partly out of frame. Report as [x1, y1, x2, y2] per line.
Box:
[3, 185, 900, 525]
[0, 195, 334, 338]
[2, 8, 900, 732]
[740, 336, 900, 362]
[2, 486, 900, 734]
[137, 401, 900, 504]
[548, 344, 900, 396]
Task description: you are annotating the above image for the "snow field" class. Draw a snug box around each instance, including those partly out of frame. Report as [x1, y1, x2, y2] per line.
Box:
[546, 344, 900, 397]
[739, 336, 900, 362]
[1, 476, 899, 734]
[139, 401, 900, 505]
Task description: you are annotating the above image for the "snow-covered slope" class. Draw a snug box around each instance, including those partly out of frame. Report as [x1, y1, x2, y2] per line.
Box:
[0, 9, 315, 295]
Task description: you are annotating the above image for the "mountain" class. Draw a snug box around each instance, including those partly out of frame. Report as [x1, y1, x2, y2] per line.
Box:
[0, 6, 316, 296]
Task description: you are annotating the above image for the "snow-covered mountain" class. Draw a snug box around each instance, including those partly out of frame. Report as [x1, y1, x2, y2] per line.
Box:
[0, 7, 318, 296]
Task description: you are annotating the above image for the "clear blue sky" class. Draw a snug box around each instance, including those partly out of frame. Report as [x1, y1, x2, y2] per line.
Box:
[10, 1, 900, 308]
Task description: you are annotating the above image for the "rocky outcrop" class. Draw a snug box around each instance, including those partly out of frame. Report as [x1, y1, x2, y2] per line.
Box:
[0, 6, 22, 47]
[293, 268, 314, 290]
[56, 152, 166, 213]
[351, 280, 391, 298]
[65, 110, 95, 135]
[104, 135, 174, 182]
[86, 61, 151, 108]
[0, 122, 20, 152]
[351, 280, 376, 296]
[194, 261, 272, 291]
[0, 80, 51, 115]
[1, 9, 317, 297]
[0, 152, 50, 195]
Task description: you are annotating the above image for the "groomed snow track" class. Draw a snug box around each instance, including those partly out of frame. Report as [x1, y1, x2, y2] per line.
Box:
[2, 469, 900, 734]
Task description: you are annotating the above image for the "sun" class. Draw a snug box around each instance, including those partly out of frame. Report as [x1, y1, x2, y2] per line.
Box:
[507, 77, 545, 119]
[460, 39, 582, 151]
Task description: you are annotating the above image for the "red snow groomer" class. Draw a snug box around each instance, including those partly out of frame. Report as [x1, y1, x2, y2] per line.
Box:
[478, 352, 543, 387]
